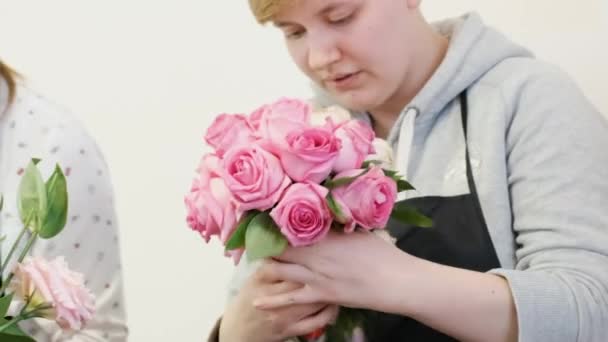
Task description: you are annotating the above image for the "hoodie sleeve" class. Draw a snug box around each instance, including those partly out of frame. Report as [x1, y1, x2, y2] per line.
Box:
[488, 63, 608, 342]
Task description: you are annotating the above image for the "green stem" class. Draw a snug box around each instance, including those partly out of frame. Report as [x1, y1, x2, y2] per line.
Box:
[0, 303, 50, 333]
[0, 315, 26, 332]
[23, 303, 53, 318]
[0, 213, 34, 277]
[0, 231, 38, 295]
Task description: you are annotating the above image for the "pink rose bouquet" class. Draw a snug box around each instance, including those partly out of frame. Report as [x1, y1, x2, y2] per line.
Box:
[185, 97, 432, 341]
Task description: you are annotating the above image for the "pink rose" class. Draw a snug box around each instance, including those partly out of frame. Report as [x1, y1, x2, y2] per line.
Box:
[279, 126, 341, 183]
[270, 183, 332, 247]
[185, 156, 239, 243]
[253, 98, 312, 150]
[205, 114, 256, 157]
[195, 153, 221, 179]
[331, 167, 397, 232]
[247, 104, 268, 131]
[13, 256, 95, 331]
[221, 144, 291, 211]
[333, 120, 375, 173]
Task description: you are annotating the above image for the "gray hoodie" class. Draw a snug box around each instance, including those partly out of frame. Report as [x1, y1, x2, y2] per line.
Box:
[311, 11, 608, 342]
[224, 11, 608, 342]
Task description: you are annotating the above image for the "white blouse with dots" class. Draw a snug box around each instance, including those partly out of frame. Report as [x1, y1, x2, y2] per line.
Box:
[0, 82, 128, 341]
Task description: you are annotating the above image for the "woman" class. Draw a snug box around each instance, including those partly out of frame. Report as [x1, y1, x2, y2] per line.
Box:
[213, 0, 608, 341]
[0, 60, 129, 340]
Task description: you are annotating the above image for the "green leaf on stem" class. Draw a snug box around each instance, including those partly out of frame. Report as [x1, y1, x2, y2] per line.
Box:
[324, 169, 368, 189]
[39, 165, 68, 239]
[225, 211, 258, 251]
[391, 203, 433, 228]
[322, 307, 368, 342]
[361, 160, 383, 168]
[396, 179, 415, 192]
[245, 212, 288, 262]
[381, 169, 399, 178]
[17, 160, 47, 231]
[0, 321, 37, 342]
[0, 294, 13, 318]
[326, 193, 347, 222]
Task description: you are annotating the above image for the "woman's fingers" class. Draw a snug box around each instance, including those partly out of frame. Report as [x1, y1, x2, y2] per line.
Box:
[274, 245, 317, 266]
[267, 280, 303, 294]
[258, 259, 314, 284]
[254, 285, 321, 309]
[285, 305, 340, 338]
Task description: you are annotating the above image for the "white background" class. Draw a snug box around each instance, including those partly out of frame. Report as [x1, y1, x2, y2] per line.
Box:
[1, 1, 606, 341]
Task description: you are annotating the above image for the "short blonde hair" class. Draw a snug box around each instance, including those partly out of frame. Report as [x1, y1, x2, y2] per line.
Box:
[248, 0, 290, 24]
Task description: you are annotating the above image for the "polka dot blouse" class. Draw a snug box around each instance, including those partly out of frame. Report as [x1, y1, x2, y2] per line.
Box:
[0, 83, 128, 341]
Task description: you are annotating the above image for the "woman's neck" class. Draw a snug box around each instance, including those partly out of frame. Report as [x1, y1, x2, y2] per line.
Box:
[370, 24, 449, 139]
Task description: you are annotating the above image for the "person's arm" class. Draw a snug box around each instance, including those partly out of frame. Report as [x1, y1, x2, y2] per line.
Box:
[255, 231, 518, 342]
[484, 64, 608, 342]
[256, 64, 608, 342]
[372, 64, 608, 342]
[368, 251, 518, 342]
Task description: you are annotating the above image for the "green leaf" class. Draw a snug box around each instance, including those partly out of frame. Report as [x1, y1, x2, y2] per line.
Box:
[325, 169, 368, 189]
[391, 203, 433, 228]
[396, 179, 415, 192]
[39, 165, 69, 239]
[245, 212, 288, 262]
[0, 318, 36, 342]
[361, 160, 383, 168]
[326, 193, 347, 222]
[225, 211, 258, 251]
[381, 169, 399, 178]
[0, 294, 13, 317]
[322, 307, 367, 342]
[17, 160, 47, 230]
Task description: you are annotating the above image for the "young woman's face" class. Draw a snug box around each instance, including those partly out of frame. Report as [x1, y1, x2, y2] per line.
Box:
[274, 0, 422, 111]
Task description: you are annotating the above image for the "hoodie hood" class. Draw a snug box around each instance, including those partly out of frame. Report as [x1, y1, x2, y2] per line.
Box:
[311, 12, 534, 147]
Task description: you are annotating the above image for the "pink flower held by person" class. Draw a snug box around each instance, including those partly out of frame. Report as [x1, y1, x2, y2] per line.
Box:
[205, 114, 256, 157]
[185, 155, 239, 243]
[13, 256, 95, 331]
[279, 126, 342, 184]
[331, 167, 397, 232]
[252, 97, 312, 150]
[221, 144, 292, 212]
[333, 119, 375, 173]
[270, 182, 333, 247]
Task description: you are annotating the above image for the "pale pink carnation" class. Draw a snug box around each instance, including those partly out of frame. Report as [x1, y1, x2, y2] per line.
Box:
[13, 256, 95, 331]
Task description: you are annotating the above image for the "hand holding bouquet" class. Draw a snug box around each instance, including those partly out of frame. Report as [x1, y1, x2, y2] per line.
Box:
[186, 98, 431, 341]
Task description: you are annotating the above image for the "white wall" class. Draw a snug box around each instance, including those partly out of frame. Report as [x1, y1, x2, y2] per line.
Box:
[1, 1, 606, 341]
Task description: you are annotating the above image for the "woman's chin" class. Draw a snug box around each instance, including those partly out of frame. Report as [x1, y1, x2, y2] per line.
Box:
[333, 92, 383, 113]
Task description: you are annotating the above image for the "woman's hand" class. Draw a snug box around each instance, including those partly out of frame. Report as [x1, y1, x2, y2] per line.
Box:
[219, 260, 339, 342]
[251, 231, 518, 342]
[252, 230, 413, 313]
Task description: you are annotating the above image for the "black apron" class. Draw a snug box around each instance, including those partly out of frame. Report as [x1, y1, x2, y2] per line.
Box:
[362, 90, 502, 341]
